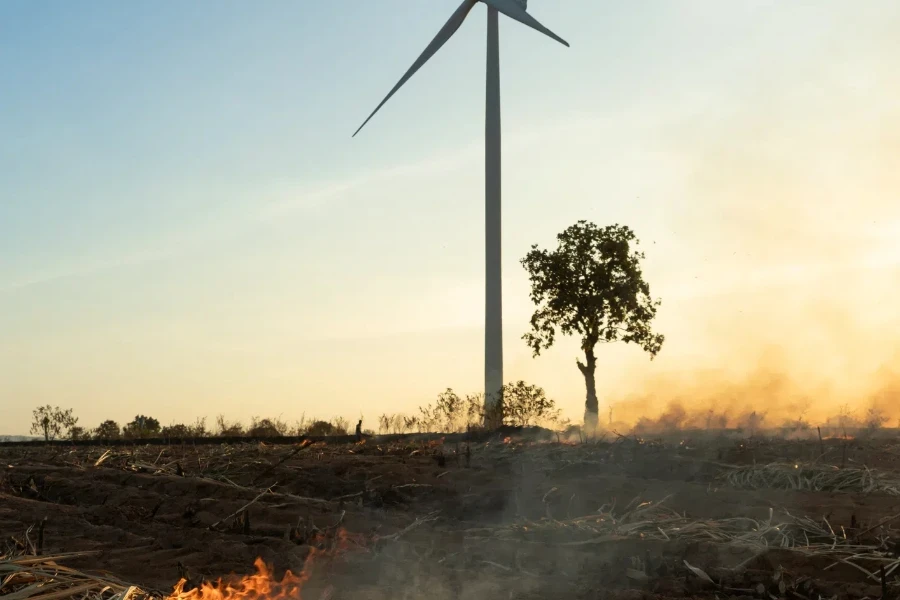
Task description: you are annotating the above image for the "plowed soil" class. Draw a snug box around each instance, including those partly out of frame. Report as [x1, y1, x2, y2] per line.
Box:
[2, 432, 900, 599]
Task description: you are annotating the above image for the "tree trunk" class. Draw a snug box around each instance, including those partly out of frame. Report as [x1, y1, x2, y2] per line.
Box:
[577, 349, 599, 433]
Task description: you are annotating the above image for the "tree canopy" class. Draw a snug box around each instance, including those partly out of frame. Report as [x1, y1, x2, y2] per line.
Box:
[123, 415, 161, 439]
[521, 221, 664, 359]
[30, 406, 78, 442]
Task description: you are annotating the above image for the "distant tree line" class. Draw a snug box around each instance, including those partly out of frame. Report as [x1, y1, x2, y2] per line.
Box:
[26, 380, 565, 442]
[29, 409, 360, 442]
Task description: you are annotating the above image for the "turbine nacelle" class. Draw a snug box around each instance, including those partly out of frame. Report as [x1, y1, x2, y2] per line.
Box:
[353, 0, 567, 137]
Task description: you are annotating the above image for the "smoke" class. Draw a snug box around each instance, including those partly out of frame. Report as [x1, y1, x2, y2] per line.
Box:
[575, 14, 900, 436]
[603, 341, 900, 435]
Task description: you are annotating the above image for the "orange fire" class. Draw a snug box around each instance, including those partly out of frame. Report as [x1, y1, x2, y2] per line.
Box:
[167, 530, 366, 600]
[502, 436, 512, 444]
[167, 558, 307, 600]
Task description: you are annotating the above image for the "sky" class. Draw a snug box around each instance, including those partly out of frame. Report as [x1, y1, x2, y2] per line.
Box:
[2, 1, 900, 435]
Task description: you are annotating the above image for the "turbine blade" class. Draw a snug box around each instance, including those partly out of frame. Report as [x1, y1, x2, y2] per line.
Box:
[353, 0, 478, 137]
[480, 0, 569, 47]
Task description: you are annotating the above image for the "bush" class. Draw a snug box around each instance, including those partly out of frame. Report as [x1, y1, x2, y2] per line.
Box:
[123, 415, 161, 439]
[377, 414, 420, 434]
[161, 423, 192, 439]
[30, 406, 78, 442]
[416, 390, 486, 433]
[331, 417, 349, 435]
[248, 417, 289, 437]
[305, 420, 337, 436]
[304, 418, 349, 436]
[190, 417, 209, 437]
[865, 406, 889, 434]
[94, 420, 121, 440]
[501, 380, 560, 427]
[413, 382, 560, 432]
[215, 415, 245, 437]
[161, 418, 208, 439]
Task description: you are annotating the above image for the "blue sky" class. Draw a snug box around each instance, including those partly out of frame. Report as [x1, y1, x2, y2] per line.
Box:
[2, 1, 900, 434]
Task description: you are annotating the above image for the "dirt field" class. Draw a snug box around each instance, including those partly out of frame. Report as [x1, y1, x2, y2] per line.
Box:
[3, 431, 900, 599]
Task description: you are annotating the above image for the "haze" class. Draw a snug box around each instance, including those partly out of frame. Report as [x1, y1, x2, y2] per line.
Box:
[2, 1, 899, 435]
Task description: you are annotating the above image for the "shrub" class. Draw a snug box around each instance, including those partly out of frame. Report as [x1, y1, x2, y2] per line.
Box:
[303, 418, 350, 436]
[306, 420, 338, 436]
[377, 414, 419, 434]
[501, 380, 560, 427]
[30, 406, 78, 442]
[161, 423, 192, 439]
[215, 415, 245, 437]
[123, 415, 161, 439]
[331, 417, 349, 435]
[94, 420, 121, 440]
[189, 417, 209, 437]
[248, 417, 289, 437]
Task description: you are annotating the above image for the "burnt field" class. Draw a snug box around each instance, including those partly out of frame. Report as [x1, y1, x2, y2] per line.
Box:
[3, 431, 900, 599]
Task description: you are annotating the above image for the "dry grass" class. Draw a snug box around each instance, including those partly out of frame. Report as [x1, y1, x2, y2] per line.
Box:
[462, 496, 900, 586]
[0, 551, 149, 600]
[722, 462, 900, 495]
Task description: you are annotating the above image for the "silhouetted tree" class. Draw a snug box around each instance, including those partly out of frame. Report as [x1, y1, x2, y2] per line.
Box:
[30, 406, 78, 442]
[215, 415, 245, 437]
[161, 423, 191, 439]
[306, 420, 338, 436]
[521, 221, 664, 431]
[330, 417, 350, 435]
[94, 420, 121, 440]
[189, 417, 209, 437]
[434, 388, 465, 431]
[502, 380, 560, 427]
[248, 417, 286, 437]
[123, 415, 161, 439]
[162, 418, 208, 439]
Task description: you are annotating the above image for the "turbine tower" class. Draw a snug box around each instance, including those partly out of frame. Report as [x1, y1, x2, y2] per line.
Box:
[353, 0, 568, 426]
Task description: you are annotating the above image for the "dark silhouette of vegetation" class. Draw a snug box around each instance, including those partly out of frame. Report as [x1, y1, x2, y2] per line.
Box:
[306, 420, 345, 436]
[215, 415, 245, 437]
[30, 406, 78, 441]
[160, 424, 190, 438]
[93, 420, 121, 440]
[209, 415, 349, 438]
[379, 382, 563, 434]
[247, 417, 289, 437]
[522, 221, 664, 431]
[411, 389, 484, 433]
[502, 380, 560, 426]
[378, 413, 421, 434]
[161, 419, 207, 439]
[123, 415, 161, 439]
[24, 385, 563, 443]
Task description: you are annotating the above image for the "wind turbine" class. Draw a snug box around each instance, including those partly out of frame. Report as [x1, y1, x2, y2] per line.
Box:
[353, 0, 568, 426]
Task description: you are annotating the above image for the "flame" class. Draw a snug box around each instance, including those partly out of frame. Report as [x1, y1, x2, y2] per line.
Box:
[167, 558, 306, 600]
[167, 530, 368, 600]
[502, 436, 512, 444]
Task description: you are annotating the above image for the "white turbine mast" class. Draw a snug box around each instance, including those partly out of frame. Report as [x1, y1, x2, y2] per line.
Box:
[353, 0, 568, 427]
